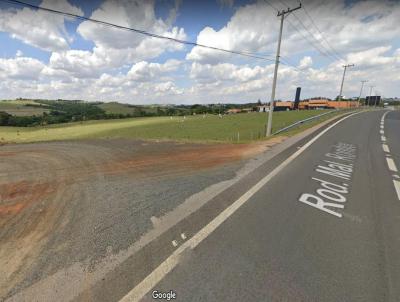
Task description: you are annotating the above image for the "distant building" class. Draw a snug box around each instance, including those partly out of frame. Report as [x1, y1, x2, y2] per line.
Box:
[365, 96, 381, 106]
[226, 108, 242, 114]
[274, 101, 293, 111]
[257, 105, 270, 112]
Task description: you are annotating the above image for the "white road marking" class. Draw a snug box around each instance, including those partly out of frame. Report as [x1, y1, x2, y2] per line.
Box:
[382, 144, 390, 153]
[180, 233, 187, 240]
[171, 240, 178, 247]
[393, 180, 400, 201]
[381, 136, 386, 142]
[386, 157, 398, 172]
[118, 111, 363, 302]
[380, 130, 384, 135]
[380, 125, 384, 129]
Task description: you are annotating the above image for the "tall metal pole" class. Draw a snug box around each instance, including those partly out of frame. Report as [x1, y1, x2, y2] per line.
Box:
[374, 89, 378, 107]
[338, 64, 354, 102]
[266, 4, 302, 137]
[357, 80, 368, 107]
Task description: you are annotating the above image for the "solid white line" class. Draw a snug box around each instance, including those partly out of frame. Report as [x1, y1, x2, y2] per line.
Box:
[393, 179, 400, 201]
[118, 111, 363, 302]
[386, 157, 398, 172]
[382, 144, 390, 153]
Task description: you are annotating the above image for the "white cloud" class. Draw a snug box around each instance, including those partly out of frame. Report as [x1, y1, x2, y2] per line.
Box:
[41, 1, 187, 80]
[0, 0, 83, 51]
[128, 59, 181, 82]
[0, 57, 44, 80]
[75, 0, 186, 66]
[186, 2, 280, 64]
[299, 56, 312, 69]
[187, 0, 400, 64]
[190, 62, 267, 84]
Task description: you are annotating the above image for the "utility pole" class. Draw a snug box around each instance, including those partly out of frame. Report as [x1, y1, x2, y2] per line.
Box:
[374, 90, 379, 107]
[338, 64, 354, 102]
[368, 85, 375, 107]
[357, 80, 368, 107]
[266, 3, 302, 136]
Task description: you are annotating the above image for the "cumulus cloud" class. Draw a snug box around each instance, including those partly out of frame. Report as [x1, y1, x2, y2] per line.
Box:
[0, 0, 83, 51]
[0, 57, 45, 80]
[187, 2, 276, 64]
[187, 0, 400, 64]
[190, 62, 267, 83]
[128, 59, 181, 82]
[42, 0, 187, 79]
[299, 56, 312, 69]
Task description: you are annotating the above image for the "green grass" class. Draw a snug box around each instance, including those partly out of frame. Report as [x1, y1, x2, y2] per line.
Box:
[0, 110, 343, 144]
[0, 100, 49, 116]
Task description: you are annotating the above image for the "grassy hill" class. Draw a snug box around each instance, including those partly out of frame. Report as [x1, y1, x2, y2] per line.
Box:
[0, 100, 50, 116]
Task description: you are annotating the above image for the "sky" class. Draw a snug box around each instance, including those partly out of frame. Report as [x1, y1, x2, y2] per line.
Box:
[0, 0, 399, 104]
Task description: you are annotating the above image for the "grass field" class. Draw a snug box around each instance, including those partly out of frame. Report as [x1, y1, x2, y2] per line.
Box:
[0, 100, 49, 116]
[0, 110, 343, 144]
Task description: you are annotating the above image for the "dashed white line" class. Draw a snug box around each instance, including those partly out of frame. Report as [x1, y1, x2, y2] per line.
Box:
[118, 111, 364, 302]
[380, 130, 384, 135]
[382, 144, 390, 153]
[381, 136, 387, 142]
[171, 240, 178, 247]
[393, 180, 400, 201]
[386, 157, 398, 173]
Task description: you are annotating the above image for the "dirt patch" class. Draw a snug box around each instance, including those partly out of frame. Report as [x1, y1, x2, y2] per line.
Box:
[101, 138, 286, 177]
[0, 138, 286, 299]
[0, 180, 55, 225]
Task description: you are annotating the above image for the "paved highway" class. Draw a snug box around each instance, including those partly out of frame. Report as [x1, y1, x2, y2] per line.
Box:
[121, 110, 400, 302]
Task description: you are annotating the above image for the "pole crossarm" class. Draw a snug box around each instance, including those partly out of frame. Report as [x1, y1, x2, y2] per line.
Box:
[338, 64, 355, 101]
[277, 4, 302, 16]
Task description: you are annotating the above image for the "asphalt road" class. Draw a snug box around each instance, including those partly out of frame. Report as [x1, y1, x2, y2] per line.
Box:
[132, 110, 400, 302]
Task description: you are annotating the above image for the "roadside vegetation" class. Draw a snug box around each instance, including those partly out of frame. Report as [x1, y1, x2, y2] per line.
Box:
[0, 109, 343, 144]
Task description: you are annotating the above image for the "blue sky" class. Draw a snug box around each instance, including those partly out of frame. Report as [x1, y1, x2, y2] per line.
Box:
[0, 0, 399, 103]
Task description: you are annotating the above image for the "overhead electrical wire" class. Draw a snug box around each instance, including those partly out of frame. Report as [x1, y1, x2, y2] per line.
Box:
[264, 0, 343, 63]
[301, 2, 345, 62]
[2, 0, 276, 62]
[277, 0, 344, 62]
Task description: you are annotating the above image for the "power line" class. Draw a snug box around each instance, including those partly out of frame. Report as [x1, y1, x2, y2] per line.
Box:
[301, 1, 345, 62]
[276, 0, 342, 62]
[2, 0, 276, 61]
[266, 0, 342, 63]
